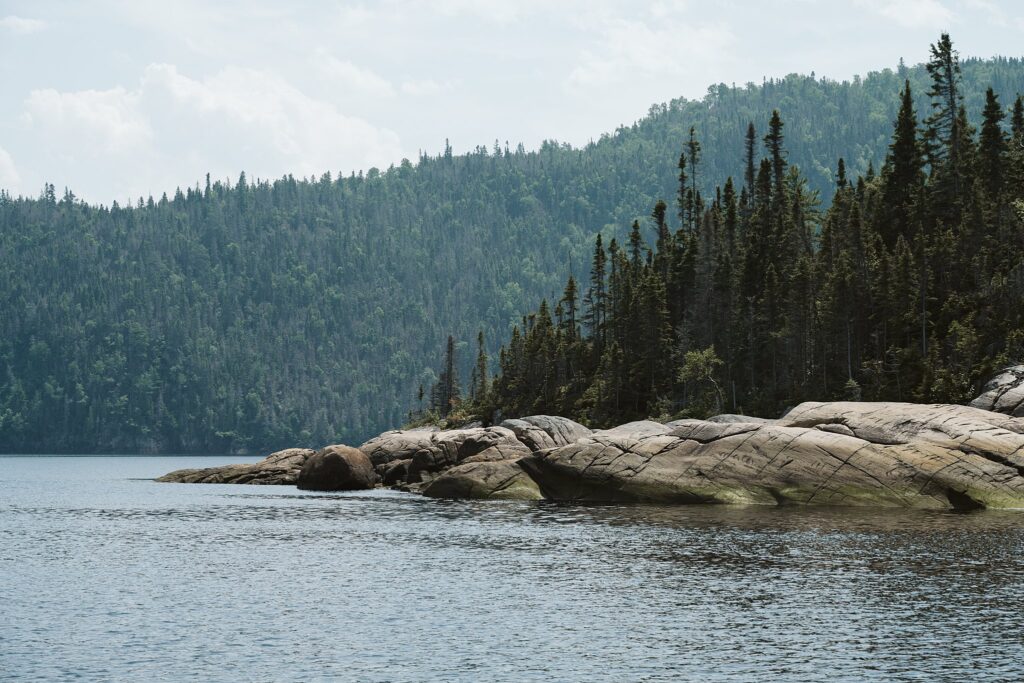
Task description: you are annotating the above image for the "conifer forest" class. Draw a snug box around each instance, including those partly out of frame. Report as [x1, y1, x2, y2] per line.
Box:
[2, 35, 1023, 452]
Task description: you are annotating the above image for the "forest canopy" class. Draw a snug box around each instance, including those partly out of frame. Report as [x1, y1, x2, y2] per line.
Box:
[472, 35, 1024, 427]
[1, 38, 1022, 452]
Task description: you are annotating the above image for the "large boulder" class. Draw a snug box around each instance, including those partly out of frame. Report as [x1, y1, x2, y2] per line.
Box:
[511, 402, 1024, 510]
[422, 460, 543, 501]
[970, 366, 1024, 417]
[499, 415, 592, 451]
[157, 448, 315, 485]
[296, 445, 376, 491]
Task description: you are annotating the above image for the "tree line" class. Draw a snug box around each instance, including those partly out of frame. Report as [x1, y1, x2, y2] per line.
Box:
[463, 34, 1024, 426]
[2, 40, 1023, 452]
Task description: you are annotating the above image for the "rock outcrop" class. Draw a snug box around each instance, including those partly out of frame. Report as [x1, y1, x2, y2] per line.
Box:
[157, 402, 1024, 510]
[508, 402, 1024, 509]
[296, 445, 376, 491]
[359, 425, 532, 483]
[422, 460, 543, 500]
[156, 448, 315, 485]
[499, 416, 592, 451]
[970, 366, 1024, 417]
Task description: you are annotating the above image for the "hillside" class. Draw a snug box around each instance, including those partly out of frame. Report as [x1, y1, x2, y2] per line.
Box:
[1, 55, 1023, 453]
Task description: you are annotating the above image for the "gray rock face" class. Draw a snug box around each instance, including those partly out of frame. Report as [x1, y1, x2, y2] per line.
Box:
[594, 420, 672, 438]
[497, 402, 1024, 510]
[296, 445, 376, 491]
[358, 427, 438, 468]
[703, 414, 775, 425]
[359, 425, 532, 484]
[156, 448, 315, 485]
[422, 460, 543, 500]
[970, 366, 1024, 417]
[361, 415, 589, 489]
[499, 415, 592, 451]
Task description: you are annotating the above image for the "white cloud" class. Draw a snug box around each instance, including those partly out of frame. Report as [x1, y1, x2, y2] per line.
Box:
[854, 0, 953, 29]
[316, 52, 396, 98]
[567, 10, 735, 89]
[425, 0, 545, 23]
[24, 87, 153, 154]
[19, 63, 404, 198]
[400, 79, 453, 96]
[0, 146, 19, 189]
[139, 64, 402, 172]
[0, 15, 46, 34]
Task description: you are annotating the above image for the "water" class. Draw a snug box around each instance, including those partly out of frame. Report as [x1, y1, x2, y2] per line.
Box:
[2, 456, 1024, 682]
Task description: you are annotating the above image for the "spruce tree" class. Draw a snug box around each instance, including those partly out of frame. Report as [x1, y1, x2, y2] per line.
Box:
[924, 32, 965, 219]
[879, 80, 924, 245]
[764, 110, 787, 196]
[686, 126, 703, 233]
[474, 329, 488, 403]
[979, 87, 1007, 201]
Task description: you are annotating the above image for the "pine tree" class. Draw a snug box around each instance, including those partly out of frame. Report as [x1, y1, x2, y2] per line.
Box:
[560, 275, 579, 341]
[764, 110, 787, 196]
[686, 126, 703, 233]
[924, 32, 965, 220]
[583, 235, 607, 351]
[677, 149, 689, 229]
[743, 122, 757, 195]
[979, 87, 1007, 201]
[473, 329, 488, 403]
[431, 335, 460, 418]
[878, 80, 924, 246]
[1012, 96, 1024, 138]
[652, 200, 672, 280]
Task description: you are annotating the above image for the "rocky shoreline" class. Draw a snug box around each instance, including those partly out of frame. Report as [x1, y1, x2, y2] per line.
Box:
[157, 367, 1024, 510]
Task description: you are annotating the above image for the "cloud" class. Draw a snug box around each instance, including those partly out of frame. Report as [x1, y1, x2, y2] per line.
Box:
[19, 63, 404, 199]
[567, 10, 735, 89]
[316, 52, 396, 98]
[425, 0, 546, 23]
[0, 15, 46, 34]
[24, 87, 153, 155]
[139, 64, 402, 172]
[853, 0, 953, 29]
[0, 146, 19, 189]
[400, 79, 453, 96]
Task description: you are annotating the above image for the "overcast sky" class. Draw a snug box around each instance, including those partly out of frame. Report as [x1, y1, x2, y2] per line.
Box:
[1, 0, 1022, 203]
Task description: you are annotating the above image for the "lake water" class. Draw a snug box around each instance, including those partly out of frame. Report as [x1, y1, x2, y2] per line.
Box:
[2, 455, 1024, 682]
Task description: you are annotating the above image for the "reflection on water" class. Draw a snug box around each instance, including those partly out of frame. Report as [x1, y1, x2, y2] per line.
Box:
[2, 456, 1024, 682]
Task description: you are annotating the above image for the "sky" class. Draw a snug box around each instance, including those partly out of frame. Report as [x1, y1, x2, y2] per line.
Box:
[1, 0, 1022, 203]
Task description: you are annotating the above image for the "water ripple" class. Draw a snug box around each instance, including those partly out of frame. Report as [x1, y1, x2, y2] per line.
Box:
[2, 456, 1024, 682]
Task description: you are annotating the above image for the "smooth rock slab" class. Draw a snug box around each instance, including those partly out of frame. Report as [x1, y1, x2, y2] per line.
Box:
[422, 460, 543, 501]
[360, 425, 531, 482]
[499, 415, 592, 451]
[156, 448, 315, 485]
[512, 402, 1024, 509]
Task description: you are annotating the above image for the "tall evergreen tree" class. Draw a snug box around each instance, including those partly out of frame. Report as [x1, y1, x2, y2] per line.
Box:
[878, 80, 924, 245]
[979, 87, 1007, 200]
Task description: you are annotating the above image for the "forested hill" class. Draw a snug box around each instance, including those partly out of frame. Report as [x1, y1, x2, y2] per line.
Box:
[2, 55, 1023, 453]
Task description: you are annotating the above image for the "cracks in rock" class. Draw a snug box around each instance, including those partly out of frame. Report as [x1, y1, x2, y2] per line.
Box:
[488, 470, 527, 495]
[803, 443, 872, 505]
[956, 442, 1024, 480]
[810, 442, 915, 504]
[705, 430, 764, 476]
[670, 424, 761, 444]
